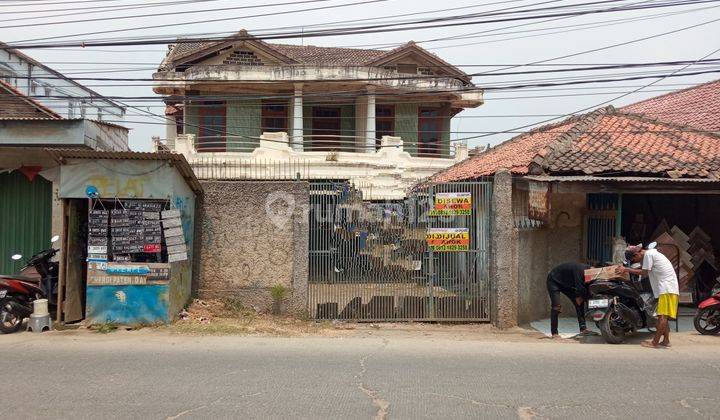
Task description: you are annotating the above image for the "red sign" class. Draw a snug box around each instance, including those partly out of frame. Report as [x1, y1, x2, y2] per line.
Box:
[144, 244, 161, 253]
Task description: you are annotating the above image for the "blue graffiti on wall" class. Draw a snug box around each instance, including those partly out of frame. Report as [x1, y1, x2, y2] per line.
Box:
[86, 285, 170, 325]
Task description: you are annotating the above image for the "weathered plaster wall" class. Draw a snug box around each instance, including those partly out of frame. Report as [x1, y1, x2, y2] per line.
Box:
[515, 188, 586, 324]
[517, 228, 549, 324]
[168, 177, 197, 318]
[197, 180, 309, 313]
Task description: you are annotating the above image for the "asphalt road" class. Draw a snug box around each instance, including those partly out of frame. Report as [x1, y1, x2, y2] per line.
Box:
[1, 329, 718, 420]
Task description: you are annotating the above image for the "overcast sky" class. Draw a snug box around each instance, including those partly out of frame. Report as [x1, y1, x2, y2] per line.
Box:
[2, 0, 719, 151]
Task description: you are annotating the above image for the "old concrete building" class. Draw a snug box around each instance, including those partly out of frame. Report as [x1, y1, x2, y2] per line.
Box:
[152, 30, 482, 199]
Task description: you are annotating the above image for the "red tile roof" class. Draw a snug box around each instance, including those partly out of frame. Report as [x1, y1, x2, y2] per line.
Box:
[0, 80, 61, 119]
[271, 43, 386, 66]
[622, 79, 720, 132]
[160, 31, 468, 79]
[432, 106, 720, 183]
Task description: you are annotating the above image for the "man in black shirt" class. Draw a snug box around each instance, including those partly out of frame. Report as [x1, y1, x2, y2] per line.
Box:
[547, 262, 591, 338]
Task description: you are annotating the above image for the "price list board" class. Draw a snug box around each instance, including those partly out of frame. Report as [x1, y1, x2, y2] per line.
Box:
[88, 200, 168, 261]
[87, 209, 109, 260]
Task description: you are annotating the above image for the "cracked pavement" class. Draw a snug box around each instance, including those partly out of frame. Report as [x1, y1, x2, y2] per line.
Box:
[1, 329, 718, 419]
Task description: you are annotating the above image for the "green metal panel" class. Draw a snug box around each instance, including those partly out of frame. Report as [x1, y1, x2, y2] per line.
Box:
[440, 105, 451, 157]
[227, 100, 261, 152]
[340, 105, 355, 140]
[0, 171, 52, 275]
[303, 105, 313, 148]
[184, 103, 199, 138]
[395, 103, 418, 155]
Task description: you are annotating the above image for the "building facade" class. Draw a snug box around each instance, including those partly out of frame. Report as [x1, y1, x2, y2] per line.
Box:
[153, 31, 482, 199]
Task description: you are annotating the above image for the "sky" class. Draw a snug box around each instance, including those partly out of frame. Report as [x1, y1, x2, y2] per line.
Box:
[1, 0, 719, 151]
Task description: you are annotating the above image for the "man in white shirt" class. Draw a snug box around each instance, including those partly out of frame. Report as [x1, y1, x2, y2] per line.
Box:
[622, 245, 679, 348]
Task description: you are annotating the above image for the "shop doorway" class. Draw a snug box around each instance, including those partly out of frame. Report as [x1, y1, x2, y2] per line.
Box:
[60, 199, 88, 323]
[585, 192, 720, 305]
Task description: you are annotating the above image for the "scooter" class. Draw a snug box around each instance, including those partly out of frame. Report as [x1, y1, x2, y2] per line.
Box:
[694, 281, 720, 335]
[0, 236, 59, 334]
[585, 264, 657, 344]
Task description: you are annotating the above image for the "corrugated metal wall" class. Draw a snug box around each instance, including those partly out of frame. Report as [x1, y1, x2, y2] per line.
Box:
[0, 171, 52, 274]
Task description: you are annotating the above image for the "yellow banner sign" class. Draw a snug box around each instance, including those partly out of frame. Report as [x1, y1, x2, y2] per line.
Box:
[429, 192, 472, 216]
[426, 228, 470, 252]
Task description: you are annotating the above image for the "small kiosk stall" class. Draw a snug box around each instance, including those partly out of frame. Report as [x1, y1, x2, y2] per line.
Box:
[49, 149, 202, 326]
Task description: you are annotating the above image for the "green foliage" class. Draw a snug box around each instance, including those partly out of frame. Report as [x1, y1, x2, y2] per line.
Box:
[92, 321, 119, 334]
[270, 284, 288, 301]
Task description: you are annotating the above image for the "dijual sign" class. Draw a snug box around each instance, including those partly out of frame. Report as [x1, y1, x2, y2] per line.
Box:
[426, 228, 470, 252]
[429, 192, 472, 216]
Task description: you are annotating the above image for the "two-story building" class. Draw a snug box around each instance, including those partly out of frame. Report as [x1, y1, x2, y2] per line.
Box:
[153, 30, 483, 199]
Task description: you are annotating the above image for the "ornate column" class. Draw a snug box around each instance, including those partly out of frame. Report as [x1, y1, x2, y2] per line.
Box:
[292, 83, 304, 151]
[365, 86, 376, 152]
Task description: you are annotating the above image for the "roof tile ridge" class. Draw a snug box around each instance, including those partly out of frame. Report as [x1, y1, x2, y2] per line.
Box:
[618, 108, 720, 140]
[529, 105, 613, 174]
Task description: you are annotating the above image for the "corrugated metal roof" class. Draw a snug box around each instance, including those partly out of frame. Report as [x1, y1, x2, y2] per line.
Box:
[524, 175, 720, 183]
[45, 148, 203, 195]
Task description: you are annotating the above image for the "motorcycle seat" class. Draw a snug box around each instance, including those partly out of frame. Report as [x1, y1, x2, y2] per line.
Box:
[0, 275, 41, 283]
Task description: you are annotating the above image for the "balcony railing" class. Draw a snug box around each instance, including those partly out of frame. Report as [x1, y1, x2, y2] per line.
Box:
[160, 132, 467, 160]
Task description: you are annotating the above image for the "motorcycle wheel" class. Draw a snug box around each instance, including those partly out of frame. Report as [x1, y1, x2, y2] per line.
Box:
[694, 307, 720, 335]
[0, 298, 23, 334]
[599, 313, 626, 344]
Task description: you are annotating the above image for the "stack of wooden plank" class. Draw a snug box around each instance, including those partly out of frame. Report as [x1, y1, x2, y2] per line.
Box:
[651, 224, 718, 303]
[688, 227, 717, 271]
[653, 231, 693, 297]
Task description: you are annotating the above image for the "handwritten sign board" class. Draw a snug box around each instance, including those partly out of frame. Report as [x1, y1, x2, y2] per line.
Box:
[426, 228, 470, 252]
[429, 192, 472, 216]
[162, 209, 188, 262]
[528, 182, 550, 224]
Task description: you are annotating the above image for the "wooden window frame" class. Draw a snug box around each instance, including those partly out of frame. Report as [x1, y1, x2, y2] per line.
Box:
[375, 104, 395, 149]
[311, 106, 342, 151]
[261, 100, 289, 133]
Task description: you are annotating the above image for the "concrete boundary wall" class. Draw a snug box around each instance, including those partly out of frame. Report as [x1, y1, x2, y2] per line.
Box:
[490, 170, 517, 328]
[196, 180, 309, 313]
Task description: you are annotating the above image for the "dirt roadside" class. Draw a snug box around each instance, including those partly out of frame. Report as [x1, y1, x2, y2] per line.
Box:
[10, 298, 717, 347]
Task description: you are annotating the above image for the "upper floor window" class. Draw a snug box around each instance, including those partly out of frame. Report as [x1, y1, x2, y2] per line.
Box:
[375, 104, 395, 149]
[198, 101, 226, 152]
[261, 100, 288, 133]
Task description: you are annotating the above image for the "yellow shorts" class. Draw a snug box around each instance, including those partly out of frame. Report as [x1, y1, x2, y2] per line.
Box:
[656, 293, 679, 319]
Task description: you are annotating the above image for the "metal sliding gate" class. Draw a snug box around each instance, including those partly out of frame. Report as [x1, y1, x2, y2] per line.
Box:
[308, 181, 492, 321]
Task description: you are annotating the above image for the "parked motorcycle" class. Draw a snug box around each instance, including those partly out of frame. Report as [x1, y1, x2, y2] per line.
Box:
[585, 264, 657, 344]
[694, 281, 720, 335]
[0, 236, 59, 334]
